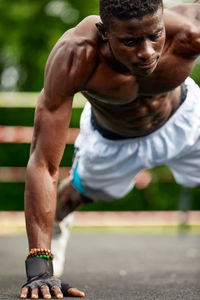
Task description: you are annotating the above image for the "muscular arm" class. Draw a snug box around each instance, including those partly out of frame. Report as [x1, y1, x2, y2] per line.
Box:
[22, 31, 97, 298]
[164, 2, 200, 56]
[25, 90, 73, 249]
[25, 33, 97, 248]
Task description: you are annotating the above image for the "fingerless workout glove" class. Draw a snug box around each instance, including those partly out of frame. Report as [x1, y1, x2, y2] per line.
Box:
[22, 257, 61, 290]
[22, 257, 72, 295]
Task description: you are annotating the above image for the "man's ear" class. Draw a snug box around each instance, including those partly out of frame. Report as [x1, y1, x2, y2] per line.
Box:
[96, 22, 108, 41]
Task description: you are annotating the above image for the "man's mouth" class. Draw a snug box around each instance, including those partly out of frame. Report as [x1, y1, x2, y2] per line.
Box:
[136, 60, 157, 70]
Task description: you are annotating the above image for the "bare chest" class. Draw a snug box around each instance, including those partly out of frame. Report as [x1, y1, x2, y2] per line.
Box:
[83, 54, 196, 105]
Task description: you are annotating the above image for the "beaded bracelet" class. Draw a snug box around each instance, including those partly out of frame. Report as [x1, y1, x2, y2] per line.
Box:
[26, 248, 54, 260]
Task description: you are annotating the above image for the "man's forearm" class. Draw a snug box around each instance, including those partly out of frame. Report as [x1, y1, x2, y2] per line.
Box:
[25, 159, 58, 250]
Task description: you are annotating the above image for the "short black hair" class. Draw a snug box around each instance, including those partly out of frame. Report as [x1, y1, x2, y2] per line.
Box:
[100, 0, 163, 28]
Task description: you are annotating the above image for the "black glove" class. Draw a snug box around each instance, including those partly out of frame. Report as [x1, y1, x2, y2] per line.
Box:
[22, 257, 72, 296]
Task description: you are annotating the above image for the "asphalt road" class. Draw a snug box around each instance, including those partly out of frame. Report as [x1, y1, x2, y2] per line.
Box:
[0, 231, 200, 299]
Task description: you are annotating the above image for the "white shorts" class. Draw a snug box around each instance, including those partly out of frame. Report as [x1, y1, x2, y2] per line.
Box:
[70, 77, 200, 201]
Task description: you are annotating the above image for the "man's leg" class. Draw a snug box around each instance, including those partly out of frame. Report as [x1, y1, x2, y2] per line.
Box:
[56, 177, 93, 221]
[52, 170, 152, 277]
[134, 170, 152, 190]
[52, 177, 93, 277]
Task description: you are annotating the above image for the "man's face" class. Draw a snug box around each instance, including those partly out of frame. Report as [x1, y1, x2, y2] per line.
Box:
[105, 8, 165, 77]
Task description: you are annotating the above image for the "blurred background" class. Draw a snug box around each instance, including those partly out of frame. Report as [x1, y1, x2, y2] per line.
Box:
[0, 0, 200, 218]
[0, 0, 99, 92]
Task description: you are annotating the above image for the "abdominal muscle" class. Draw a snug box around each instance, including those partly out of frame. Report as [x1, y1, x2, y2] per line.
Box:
[84, 86, 181, 137]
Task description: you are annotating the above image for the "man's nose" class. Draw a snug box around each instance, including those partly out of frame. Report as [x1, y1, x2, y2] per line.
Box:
[137, 40, 155, 61]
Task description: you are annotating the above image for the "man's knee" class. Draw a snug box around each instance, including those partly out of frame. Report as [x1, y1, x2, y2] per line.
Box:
[56, 180, 94, 221]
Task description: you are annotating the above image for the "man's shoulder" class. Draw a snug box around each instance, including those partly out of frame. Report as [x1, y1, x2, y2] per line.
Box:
[164, 4, 200, 57]
[53, 16, 100, 63]
[60, 16, 100, 48]
[45, 16, 101, 93]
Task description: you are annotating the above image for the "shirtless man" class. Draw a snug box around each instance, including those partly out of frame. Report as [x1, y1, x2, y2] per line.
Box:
[21, 0, 200, 298]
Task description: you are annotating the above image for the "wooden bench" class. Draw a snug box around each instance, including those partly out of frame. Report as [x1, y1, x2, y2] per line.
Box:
[0, 92, 85, 210]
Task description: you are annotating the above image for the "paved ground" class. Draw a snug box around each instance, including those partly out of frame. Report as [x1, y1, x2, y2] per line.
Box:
[0, 231, 200, 300]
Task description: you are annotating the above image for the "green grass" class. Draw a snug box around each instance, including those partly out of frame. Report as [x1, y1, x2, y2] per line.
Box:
[71, 225, 200, 235]
[1, 225, 200, 236]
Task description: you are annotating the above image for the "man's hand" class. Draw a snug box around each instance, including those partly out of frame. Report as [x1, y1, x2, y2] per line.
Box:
[20, 257, 85, 299]
[20, 283, 85, 299]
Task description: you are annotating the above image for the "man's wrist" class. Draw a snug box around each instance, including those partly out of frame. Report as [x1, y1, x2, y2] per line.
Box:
[25, 257, 53, 281]
[27, 248, 54, 260]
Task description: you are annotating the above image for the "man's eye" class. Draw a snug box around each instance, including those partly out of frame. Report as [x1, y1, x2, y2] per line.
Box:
[122, 39, 138, 47]
[150, 33, 162, 41]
